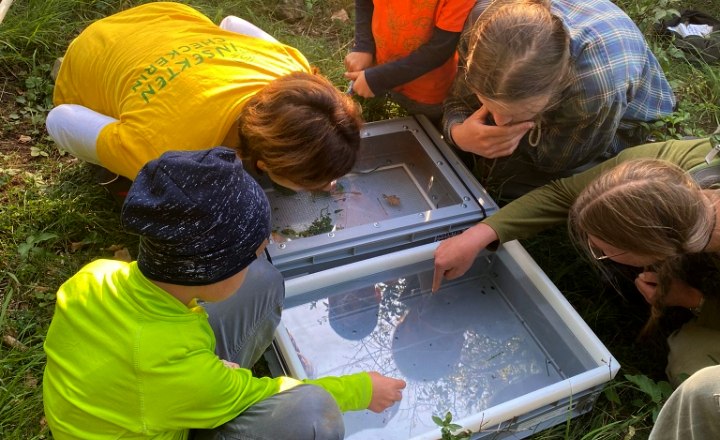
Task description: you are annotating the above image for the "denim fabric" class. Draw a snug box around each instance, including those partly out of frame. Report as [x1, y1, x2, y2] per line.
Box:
[203, 257, 284, 368]
[192, 385, 344, 440]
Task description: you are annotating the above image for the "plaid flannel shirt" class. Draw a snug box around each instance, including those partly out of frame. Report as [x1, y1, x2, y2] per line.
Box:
[443, 0, 676, 174]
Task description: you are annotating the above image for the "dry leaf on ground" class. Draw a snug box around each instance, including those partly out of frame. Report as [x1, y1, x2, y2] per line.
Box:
[2, 334, 28, 351]
[113, 247, 132, 262]
[331, 9, 349, 22]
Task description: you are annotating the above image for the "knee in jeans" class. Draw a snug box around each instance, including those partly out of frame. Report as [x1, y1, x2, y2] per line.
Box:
[296, 385, 344, 440]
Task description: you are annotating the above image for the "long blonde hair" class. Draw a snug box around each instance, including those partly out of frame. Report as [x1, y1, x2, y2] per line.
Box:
[569, 159, 716, 335]
[465, 0, 570, 106]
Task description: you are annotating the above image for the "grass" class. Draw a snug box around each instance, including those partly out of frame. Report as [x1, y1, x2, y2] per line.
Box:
[1, 0, 719, 438]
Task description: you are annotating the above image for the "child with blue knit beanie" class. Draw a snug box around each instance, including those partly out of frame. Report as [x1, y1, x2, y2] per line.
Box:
[43, 147, 406, 440]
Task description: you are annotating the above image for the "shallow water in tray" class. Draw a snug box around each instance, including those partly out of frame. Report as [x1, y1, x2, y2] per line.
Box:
[268, 165, 434, 241]
[279, 269, 563, 439]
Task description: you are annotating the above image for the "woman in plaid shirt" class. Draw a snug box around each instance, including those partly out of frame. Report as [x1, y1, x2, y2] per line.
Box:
[443, 0, 675, 198]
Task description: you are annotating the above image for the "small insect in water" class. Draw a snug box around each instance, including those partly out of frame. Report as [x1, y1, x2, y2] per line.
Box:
[383, 194, 401, 206]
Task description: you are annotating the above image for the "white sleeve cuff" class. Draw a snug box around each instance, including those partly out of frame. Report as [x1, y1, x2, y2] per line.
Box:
[46, 104, 117, 165]
[219, 16, 279, 43]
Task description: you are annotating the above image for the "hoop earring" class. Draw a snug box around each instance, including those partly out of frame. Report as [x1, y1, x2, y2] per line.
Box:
[528, 118, 541, 147]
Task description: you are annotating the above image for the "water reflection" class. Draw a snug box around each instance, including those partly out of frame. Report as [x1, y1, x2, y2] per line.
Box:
[280, 270, 563, 439]
[268, 166, 437, 242]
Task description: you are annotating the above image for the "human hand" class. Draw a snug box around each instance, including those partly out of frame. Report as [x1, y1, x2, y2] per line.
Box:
[344, 70, 374, 98]
[432, 223, 499, 292]
[450, 107, 534, 158]
[222, 359, 240, 369]
[367, 371, 406, 413]
[635, 272, 704, 309]
[634, 271, 659, 304]
[344, 51, 374, 72]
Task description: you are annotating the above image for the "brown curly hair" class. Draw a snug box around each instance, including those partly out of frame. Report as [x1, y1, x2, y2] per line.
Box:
[236, 71, 363, 189]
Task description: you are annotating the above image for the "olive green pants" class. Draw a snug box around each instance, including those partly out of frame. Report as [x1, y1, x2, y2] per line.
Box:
[666, 296, 720, 386]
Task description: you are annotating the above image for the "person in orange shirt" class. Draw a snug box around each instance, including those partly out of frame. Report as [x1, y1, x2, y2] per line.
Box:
[344, 0, 475, 126]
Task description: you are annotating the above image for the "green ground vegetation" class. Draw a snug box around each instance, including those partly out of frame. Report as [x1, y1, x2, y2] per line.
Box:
[1, 0, 719, 438]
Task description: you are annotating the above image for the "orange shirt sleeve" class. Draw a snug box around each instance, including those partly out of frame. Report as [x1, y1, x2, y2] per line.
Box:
[435, 0, 476, 32]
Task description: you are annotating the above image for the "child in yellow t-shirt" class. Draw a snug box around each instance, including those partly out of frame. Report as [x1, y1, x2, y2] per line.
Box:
[47, 2, 362, 193]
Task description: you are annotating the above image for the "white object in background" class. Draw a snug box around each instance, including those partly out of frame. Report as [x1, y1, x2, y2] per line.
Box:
[667, 23, 714, 38]
[219, 16, 279, 43]
[0, 0, 15, 25]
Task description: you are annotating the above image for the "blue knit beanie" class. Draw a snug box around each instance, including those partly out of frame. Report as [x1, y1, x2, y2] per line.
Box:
[121, 147, 270, 286]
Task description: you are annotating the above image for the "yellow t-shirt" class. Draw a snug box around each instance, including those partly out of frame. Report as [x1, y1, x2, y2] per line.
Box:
[53, 2, 312, 179]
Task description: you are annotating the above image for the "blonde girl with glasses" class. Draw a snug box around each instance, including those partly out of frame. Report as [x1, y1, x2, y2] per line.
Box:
[569, 158, 720, 384]
[569, 157, 720, 440]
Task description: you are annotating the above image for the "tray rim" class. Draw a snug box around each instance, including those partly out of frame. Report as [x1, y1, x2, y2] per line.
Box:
[275, 240, 620, 439]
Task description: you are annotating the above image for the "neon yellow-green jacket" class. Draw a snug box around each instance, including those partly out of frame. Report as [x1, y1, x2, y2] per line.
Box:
[43, 260, 371, 439]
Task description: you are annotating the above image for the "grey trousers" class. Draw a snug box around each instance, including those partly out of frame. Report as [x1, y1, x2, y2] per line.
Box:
[649, 365, 720, 440]
[193, 257, 344, 440]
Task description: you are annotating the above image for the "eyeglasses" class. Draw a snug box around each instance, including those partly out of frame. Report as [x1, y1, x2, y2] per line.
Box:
[587, 238, 627, 261]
